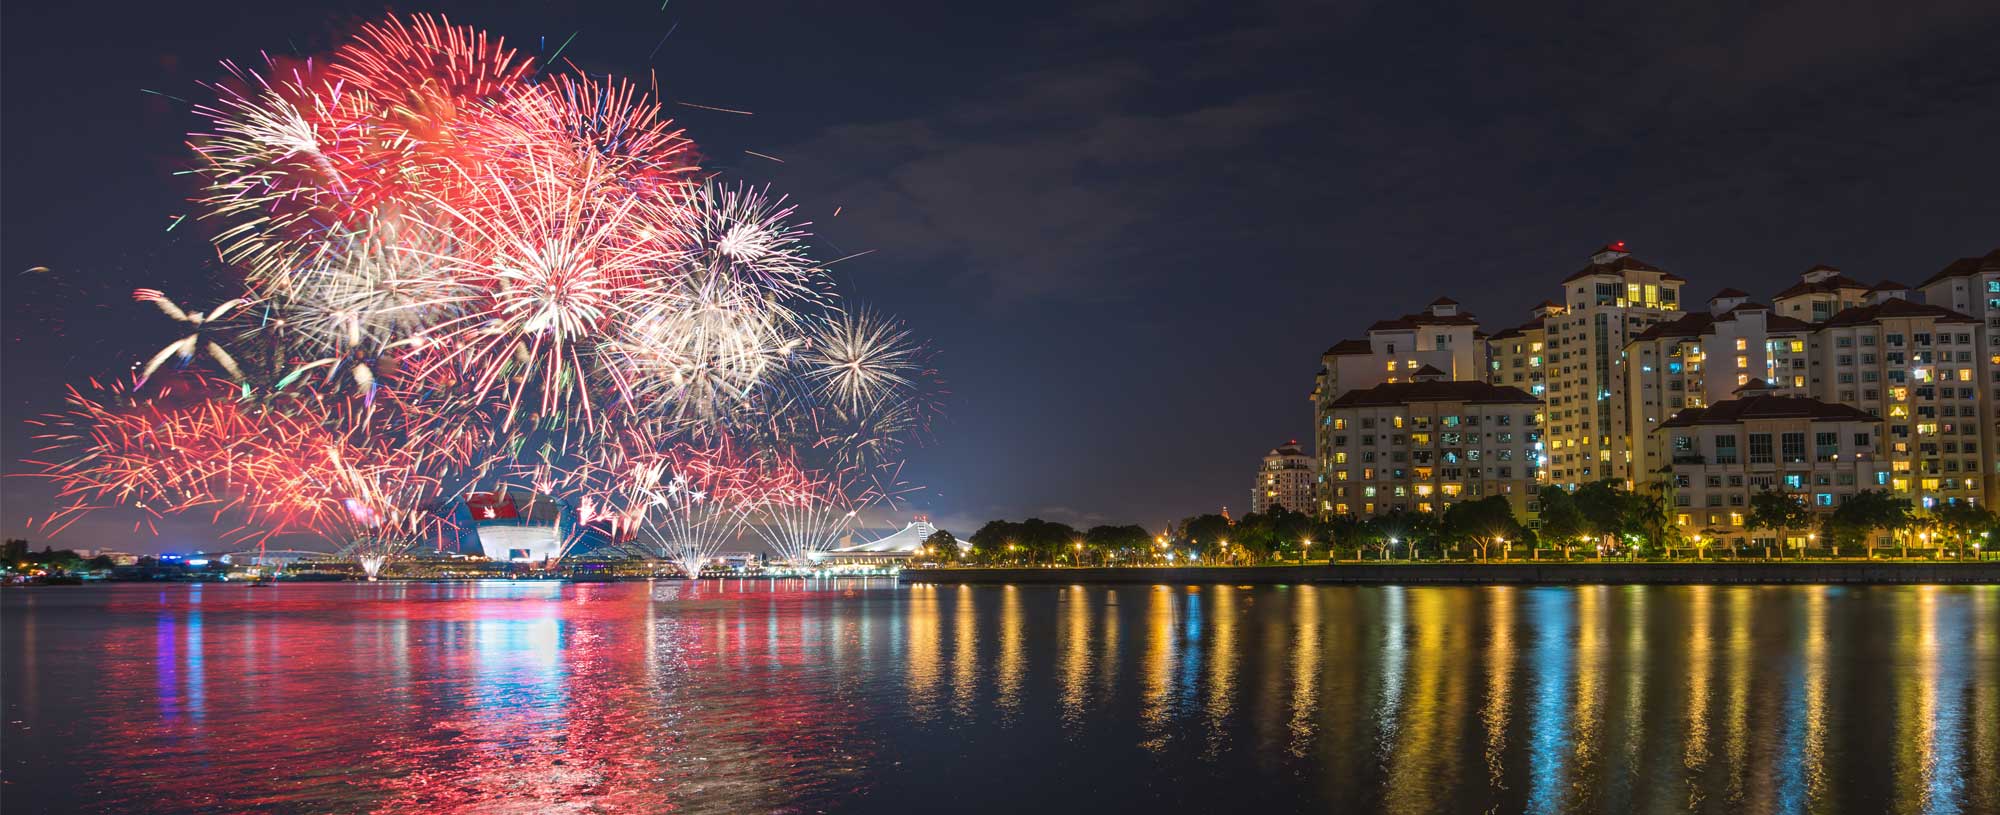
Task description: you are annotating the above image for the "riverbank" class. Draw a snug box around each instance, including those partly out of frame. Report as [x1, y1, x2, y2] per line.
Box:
[900, 561, 2000, 586]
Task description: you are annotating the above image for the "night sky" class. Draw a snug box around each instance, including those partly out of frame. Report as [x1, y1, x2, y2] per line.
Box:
[5, 0, 1999, 553]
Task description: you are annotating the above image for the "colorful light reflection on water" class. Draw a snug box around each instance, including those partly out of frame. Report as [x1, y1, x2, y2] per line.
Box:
[3, 581, 1995, 813]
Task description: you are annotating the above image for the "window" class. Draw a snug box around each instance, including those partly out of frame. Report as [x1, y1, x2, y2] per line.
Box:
[1715, 435, 1739, 464]
[1781, 433, 1806, 464]
[1749, 433, 1774, 464]
[1815, 432, 1838, 461]
[1816, 493, 1833, 506]
[1785, 474, 1804, 489]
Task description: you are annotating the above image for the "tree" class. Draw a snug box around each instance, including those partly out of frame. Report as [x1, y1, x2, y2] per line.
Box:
[1536, 487, 1587, 557]
[1441, 496, 1523, 561]
[922, 529, 961, 564]
[1315, 515, 1364, 561]
[1930, 502, 1996, 560]
[1083, 524, 1151, 565]
[1175, 514, 1233, 563]
[1826, 490, 1913, 557]
[1748, 489, 1814, 559]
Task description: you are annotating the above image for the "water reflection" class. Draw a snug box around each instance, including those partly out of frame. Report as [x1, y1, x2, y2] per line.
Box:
[4, 582, 1996, 814]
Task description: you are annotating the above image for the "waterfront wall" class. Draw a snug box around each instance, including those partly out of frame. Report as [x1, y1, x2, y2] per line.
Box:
[900, 562, 2000, 586]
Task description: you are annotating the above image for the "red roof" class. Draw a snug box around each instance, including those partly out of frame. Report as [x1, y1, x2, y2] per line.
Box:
[1327, 379, 1541, 408]
[1659, 394, 1880, 428]
[1560, 253, 1685, 284]
[1821, 298, 1977, 327]
[1918, 248, 2000, 287]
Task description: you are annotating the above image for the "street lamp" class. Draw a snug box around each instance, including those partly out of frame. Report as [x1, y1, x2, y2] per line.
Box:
[1073, 541, 1084, 567]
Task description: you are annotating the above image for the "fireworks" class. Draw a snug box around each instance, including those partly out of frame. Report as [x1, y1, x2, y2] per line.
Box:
[28, 14, 939, 574]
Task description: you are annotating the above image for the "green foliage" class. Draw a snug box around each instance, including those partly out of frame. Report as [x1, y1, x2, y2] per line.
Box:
[1747, 489, 1814, 539]
[921, 529, 960, 564]
[1824, 490, 1914, 551]
[966, 518, 1081, 564]
[1440, 496, 1523, 559]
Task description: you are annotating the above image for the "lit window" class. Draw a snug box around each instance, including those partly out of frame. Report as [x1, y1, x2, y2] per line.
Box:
[1736, 356, 1749, 369]
[1789, 340, 1805, 353]
[1729, 512, 1744, 526]
[1737, 373, 1749, 385]
[1386, 360, 1397, 372]
[1735, 338, 1747, 351]
[1333, 418, 1347, 430]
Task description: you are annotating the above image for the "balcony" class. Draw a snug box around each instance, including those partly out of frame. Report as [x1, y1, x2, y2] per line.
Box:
[1671, 454, 1707, 465]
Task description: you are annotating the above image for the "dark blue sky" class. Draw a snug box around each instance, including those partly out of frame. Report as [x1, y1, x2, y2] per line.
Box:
[5, 0, 1999, 552]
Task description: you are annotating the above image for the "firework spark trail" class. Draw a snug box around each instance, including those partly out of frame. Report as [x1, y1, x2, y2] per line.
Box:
[27, 13, 942, 571]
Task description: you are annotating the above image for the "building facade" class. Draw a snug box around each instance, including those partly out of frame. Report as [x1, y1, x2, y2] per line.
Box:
[1487, 301, 1562, 397]
[1658, 385, 1886, 548]
[1772, 265, 1870, 324]
[1311, 298, 1487, 513]
[1808, 294, 1984, 508]
[1252, 441, 1315, 514]
[1626, 292, 1814, 482]
[1319, 367, 1543, 521]
[1916, 248, 2000, 505]
[1544, 243, 1686, 487]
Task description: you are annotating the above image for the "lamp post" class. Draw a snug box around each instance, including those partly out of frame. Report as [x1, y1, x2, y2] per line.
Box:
[1300, 538, 1312, 564]
[1073, 541, 1084, 567]
[1388, 537, 1399, 562]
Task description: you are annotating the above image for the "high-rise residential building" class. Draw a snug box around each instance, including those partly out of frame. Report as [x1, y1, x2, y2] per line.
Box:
[1487, 301, 1563, 397]
[1626, 291, 1814, 481]
[1318, 366, 1542, 520]
[1658, 382, 1886, 549]
[1773, 265, 1871, 323]
[1252, 440, 1315, 514]
[1311, 297, 1487, 514]
[1915, 248, 1999, 505]
[1544, 243, 1686, 488]
[1808, 292, 1984, 508]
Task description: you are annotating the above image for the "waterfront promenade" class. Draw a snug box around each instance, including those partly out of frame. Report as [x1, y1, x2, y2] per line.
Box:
[902, 561, 2000, 586]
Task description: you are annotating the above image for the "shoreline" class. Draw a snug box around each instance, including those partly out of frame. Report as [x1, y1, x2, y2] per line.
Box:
[899, 561, 2000, 586]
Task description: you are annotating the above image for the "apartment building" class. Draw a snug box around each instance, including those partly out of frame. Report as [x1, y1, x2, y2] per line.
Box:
[1318, 367, 1543, 520]
[1252, 440, 1315, 514]
[1809, 293, 1984, 508]
[1659, 383, 1886, 548]
[1544, 243, 1686, 487]
[1626, 291, 1814, 481]
[1915, 248, 2000, 505]
[1487, 301, 1563, 397]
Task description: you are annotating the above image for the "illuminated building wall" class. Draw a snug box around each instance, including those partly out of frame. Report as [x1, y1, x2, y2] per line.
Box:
[1542, 243, 1685, 488]
[1626, 293, 1813, 484]
[1251, 440, 1315, 515]
[1658, 387, 1887, 547]
[1914, 248, 1999, 506]
[1807, 294, 1984, 508]
[1318, 368, 1542, 523]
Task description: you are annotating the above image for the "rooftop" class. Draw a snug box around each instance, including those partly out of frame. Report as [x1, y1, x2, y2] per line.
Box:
[1821, 298, 1977, 327]
[1659, 393, 1880, 428]
[1327, 379, 1540, 409]
[1918, 248, 2000, 287]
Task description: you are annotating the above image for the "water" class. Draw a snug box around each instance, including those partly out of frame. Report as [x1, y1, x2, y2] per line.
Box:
[3, 581, 1995, 814]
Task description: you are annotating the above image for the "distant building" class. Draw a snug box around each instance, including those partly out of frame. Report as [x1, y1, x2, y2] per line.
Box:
[1915, 248, 1999, 506]
[1312, 297, 1488, 514]
[1544, 243, 1686, 487]
[1487, 300, 1563, 397]
[1625, 291, 1814, 483]
[1659, 382, 1886, 548]
[1319, 366, 1543, 521]
[811, 519, 953, 567]
[1808, 293, 1984, 508]
[462, 488, 573, 563]
[1772, 265, 1871, 323]
[1251, 440, 1314, 514]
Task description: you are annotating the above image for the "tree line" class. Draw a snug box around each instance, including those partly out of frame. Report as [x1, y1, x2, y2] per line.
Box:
[935, 483, 1997, 565]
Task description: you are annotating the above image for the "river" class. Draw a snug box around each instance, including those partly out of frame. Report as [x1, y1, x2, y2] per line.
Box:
[3, 580, 1994, 813]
